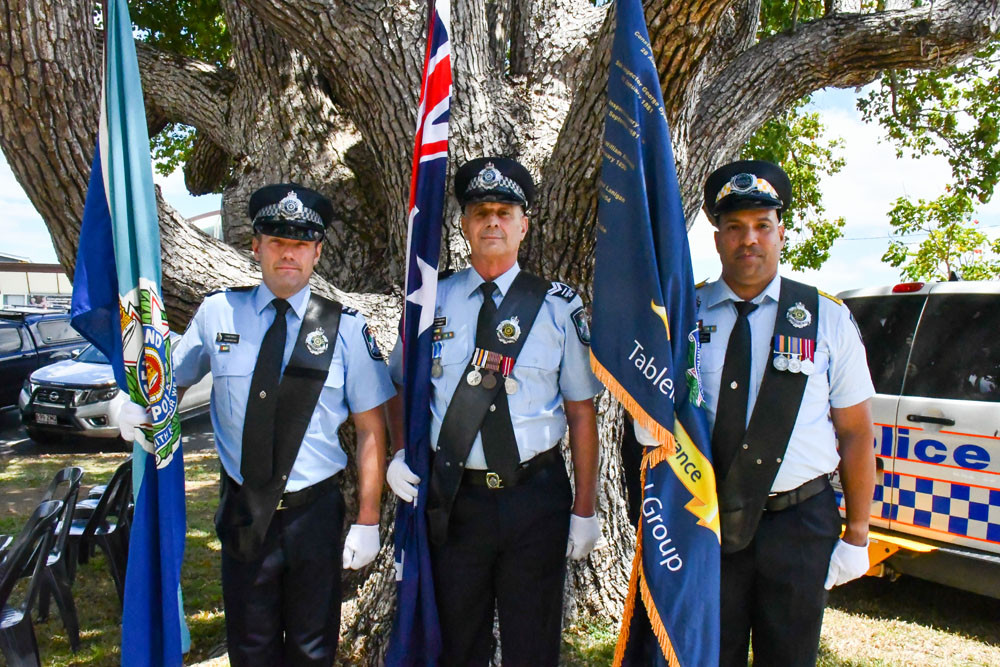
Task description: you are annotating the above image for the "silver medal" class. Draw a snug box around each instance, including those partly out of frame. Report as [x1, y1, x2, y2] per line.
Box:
[481, 373, 497, 390]
[431, 359, 443, 378]
[466, 369, 482, 386]
[505, 377, 518, 395]
[788, 357, 802, 373]
[773, 354, 789, 372]
[800, 359, 814, 375]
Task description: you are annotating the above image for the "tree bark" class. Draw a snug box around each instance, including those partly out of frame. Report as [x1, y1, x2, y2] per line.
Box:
[2, 0, 999, 663]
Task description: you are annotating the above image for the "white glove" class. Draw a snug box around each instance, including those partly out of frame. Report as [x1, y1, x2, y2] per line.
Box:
[387, 449, 420, 503]
[824, 538, 870, 589]
[118, 401, 149, 442]
[342, 524, 380, 569]
[633, 422, 659, 447]
[566, 513, 601, 560]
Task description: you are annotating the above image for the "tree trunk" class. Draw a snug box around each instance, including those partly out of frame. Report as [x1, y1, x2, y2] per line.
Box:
[2, 0, 998, 662]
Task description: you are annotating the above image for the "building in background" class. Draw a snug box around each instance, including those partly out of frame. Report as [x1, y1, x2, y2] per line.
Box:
[0, 257, 71, 309]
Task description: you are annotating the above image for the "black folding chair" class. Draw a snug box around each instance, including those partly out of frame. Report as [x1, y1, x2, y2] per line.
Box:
[69, 458, 133, 604]
[0, 535, 11, 561]
[36, 466, 83, 651]
[0, 500, 63, 667]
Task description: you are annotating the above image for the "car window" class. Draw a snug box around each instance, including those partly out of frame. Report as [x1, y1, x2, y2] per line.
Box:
[904, 293, 1000, 402]
[76, 345, 109, 364]
[844, 295, 925, 395]
[0, 327, 22, 354]
[33, 318, 84, 345]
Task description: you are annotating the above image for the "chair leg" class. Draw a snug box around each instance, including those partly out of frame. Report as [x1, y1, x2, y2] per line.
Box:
[96, 536, 126, 605]
[0, 617, 42, 667]
[36, 573, 52, 623]
[48, 564, 81, 652]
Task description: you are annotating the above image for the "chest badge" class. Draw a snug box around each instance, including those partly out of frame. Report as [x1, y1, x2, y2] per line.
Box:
[305, 327, 329, 355]
[496, 316, 521, 344]
[786, 302, 812, 329]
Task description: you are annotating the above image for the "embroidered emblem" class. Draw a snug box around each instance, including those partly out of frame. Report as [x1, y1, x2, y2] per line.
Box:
[305, 327, 329, 356]
[786, 302, 812, 329]
[362, 323, 383, 360]
[497, 316, 521, 344]
[571, 306, 591, 346]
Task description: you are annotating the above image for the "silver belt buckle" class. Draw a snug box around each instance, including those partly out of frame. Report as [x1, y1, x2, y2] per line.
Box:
[485, 472, 503, 489]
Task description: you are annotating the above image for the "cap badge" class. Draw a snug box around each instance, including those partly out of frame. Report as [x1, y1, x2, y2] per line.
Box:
[277, 191, 305, 220]
[497, 316, 521, 344]
[478, 162, 502, 189]
[786, 302, 812, 329]
[305, 327, 329, 355]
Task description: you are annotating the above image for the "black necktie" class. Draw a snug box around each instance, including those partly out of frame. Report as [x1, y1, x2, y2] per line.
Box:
[477, 282, 520, 481]
[711, 300, 758, 479]
[241, 298, 292, 487]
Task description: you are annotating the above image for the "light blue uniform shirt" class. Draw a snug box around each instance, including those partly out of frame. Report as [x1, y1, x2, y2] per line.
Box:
[697, 274, 874, 492]
[389, 263, 603, 470]
[173, 283, 396, 491]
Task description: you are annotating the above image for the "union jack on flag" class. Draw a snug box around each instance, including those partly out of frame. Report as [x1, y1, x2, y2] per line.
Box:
[386, 0, 452, 664]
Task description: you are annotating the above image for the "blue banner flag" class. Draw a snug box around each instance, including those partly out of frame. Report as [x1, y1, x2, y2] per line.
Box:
[591, 1, 720, 665]
[70, 0, 189, 664]
[385, 0, 451, 664]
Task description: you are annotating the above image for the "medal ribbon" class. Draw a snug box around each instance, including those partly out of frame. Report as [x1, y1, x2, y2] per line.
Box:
[472, 347, 515, 376]
[773, 335, 815, 362]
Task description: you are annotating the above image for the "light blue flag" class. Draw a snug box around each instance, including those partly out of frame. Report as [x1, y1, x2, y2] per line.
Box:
[70, 0, 189, 663]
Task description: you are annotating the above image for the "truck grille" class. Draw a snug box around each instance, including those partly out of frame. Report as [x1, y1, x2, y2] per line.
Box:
[34, 387, 73, 406]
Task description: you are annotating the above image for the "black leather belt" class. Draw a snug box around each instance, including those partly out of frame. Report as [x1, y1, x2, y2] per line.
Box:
[764, 475, 830, 512]
[462, 447, 562, 490]
[225, 474, 339, 511]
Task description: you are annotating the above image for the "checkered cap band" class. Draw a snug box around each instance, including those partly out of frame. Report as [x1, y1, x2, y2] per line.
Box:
[465, 163, 526, 204]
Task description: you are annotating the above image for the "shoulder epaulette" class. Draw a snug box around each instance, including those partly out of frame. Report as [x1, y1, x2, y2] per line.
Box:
[547, 281, 577, 301]
[205, 285, 254, 298]
[438, 268, 456, 281]
[341, 306, 359, 316]
[695, 279, 708, 289]
[818, 289, 843, 305]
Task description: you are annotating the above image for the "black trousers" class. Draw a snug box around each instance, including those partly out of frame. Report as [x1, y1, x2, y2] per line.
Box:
[431, 458, 573, 667]
[719, 483, 841, 667]
[220, 485, 346, 667]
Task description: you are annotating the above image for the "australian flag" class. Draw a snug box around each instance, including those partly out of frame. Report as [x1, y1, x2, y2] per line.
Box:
[70, 0, 189, 664]
[385, 0, 451, 664]
[590, 1, 720, 665]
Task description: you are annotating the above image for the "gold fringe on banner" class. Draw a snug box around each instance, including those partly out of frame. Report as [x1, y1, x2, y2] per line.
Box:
[590, 352, 677, 455]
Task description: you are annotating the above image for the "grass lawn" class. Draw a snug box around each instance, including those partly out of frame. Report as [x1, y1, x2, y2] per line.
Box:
[2, 435, 999, 666]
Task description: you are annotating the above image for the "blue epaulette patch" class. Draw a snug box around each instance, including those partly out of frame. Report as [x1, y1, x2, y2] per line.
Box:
[547, 281, 577, 301]
[342, 306, 359, 316]
[438, 268, 456, 281]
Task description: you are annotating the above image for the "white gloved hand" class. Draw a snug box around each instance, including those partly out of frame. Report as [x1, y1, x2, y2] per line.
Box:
[824, 538, 870, 589]
[633, 422, 659, 447]
[387, 449, 420, 503]
[566, 513, 602, 560]
[118, 401, 149, 442]
[342, 524, 380, 569]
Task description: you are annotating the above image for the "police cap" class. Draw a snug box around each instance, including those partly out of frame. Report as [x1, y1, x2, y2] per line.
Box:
[248, 183, 334, 242]
[455, 157, 535, 210]
[703, 160, 791, 225]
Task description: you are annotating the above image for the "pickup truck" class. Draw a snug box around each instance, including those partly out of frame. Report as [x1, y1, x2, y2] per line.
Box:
[0, 310, 85, 409]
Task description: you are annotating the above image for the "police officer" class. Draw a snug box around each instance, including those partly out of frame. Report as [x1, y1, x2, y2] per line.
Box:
[639, 160, 876, 665]
[385, 157, 603, 665]
[122, 184, 395, 665]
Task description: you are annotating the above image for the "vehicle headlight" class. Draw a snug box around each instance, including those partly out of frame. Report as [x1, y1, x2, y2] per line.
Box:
[73, 385, 119, 406]
[22, 378, 35, 396]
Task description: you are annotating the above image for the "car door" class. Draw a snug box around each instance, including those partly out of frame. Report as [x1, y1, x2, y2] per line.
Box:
[842, 291, 926, 534]
[0, 324, 36, 407]
[893, 286, 1000, 555]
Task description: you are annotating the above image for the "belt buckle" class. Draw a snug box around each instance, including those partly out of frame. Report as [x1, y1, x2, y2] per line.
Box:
[485, 472, 503, 489]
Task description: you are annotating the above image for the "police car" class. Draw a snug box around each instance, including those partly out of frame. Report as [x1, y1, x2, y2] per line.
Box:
[835, 281, 1000, 598]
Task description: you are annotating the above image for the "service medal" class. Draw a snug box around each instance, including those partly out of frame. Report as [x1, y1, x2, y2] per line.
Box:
[496, 316, 521, 344]
[786, 302, 812, 329]
[505, 377, 518, 395]
[481, 372, 497, 390]
[773, 355, 789, 371]
[466, 369, 482, 386]
[431, 359, 443, 378]
[800, 359, 814, 375]
[788, 357, 802, 373]
[305, 327, 328, 355]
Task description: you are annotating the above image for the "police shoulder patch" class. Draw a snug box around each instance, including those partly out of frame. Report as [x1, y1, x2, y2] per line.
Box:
[818, 289, 843, 305]
[547, 281, 577, 301]
[362, 323, 383, 360]
[341, 306, 359, 316]
[571, 306, 591, 346]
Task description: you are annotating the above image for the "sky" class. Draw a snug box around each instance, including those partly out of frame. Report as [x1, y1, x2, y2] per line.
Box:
[2, 85, 998, 294]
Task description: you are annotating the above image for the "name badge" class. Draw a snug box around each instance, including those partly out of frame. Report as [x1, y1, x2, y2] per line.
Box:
[216, 332, 240, 345]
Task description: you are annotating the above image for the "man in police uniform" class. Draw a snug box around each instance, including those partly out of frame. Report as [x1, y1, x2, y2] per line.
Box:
[122, 184, 395, 665]
[640, 160, 876, 665]
[385, 157, 603, 665]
